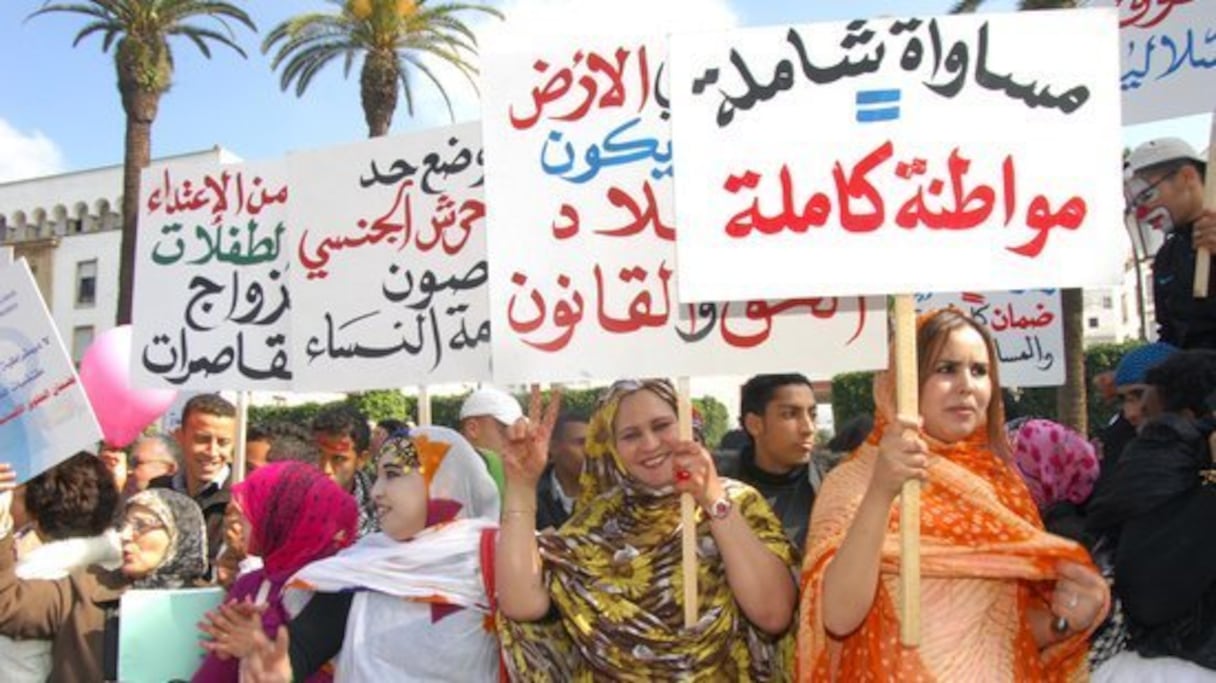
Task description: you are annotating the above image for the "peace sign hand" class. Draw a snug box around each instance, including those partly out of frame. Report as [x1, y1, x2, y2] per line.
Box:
[501, 384, 563, 489]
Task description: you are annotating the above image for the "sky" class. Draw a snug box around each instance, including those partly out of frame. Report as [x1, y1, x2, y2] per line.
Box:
[2, 0, 1205, 184]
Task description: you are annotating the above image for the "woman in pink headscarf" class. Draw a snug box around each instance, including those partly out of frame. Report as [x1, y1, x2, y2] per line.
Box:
[1009, 418, 1100, 543]
[195, 462, 358, 683]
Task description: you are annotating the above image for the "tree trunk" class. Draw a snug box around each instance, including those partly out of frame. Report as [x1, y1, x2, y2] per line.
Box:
[1056, 287, 1087, 433]
[362, 50, 399, 138]
[114, 51, 162, 325]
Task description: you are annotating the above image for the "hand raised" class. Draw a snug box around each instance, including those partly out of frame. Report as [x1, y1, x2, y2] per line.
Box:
[500, 384, 562, 488]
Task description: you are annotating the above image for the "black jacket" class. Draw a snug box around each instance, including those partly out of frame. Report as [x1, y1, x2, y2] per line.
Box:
[716, 444, 816, 554]
[1087, 414, 1216, 669]
[534, 464, 572, 532]
[1153, 223, 1216, 349]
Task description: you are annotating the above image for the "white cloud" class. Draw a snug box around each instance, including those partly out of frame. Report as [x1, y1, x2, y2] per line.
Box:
[401, 0, 739, 129]
[0, 119, 65, 184]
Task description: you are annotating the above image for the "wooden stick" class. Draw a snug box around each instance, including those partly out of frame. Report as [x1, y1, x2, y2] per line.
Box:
[1196, 112, 1216, 298]
[677, 376, 698, 628]
[232, 391, 249, 484]
[893, 295, 921, 647]
[417, 386, 432, 427]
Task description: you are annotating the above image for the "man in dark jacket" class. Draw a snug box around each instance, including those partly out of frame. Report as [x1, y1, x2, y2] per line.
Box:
[1128, 137, 1216, 349]
[151, 393, 236, 568]
[717, 374, 819, 553]
[535, 409, 589, 532]
[1088, 350, 1216, 670]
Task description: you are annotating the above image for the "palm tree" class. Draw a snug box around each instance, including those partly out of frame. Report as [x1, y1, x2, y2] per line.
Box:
[28, 0, 258, 326]
[263, 0, 502, 138]
[951, 0, 1087, 434]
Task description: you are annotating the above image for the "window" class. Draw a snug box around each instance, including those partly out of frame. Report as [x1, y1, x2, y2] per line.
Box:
[75, 260, 96, 307]
[71, 326, 93, 364]
[1102, 295, 1113, 309]
[1088, 317, 1100, 329]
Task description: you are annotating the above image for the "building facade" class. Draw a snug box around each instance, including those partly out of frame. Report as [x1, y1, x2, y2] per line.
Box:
[0, 147, 240, 362]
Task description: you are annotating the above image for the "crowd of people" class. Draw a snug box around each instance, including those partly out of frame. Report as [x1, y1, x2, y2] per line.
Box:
[0, 134, 1214, 680]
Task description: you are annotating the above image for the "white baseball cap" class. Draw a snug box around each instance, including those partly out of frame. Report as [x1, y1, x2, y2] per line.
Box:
[1128, 137, 1205, 175]
[459, 387, 523, 425]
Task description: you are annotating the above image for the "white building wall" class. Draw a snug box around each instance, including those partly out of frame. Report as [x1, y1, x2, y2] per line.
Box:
[51, 230, 121, 361]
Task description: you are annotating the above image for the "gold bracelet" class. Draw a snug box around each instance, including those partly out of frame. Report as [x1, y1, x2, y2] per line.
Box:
[503, 508, 537, 516]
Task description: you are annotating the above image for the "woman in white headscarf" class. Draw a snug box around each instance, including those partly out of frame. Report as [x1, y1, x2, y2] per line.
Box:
[204, 426, 501, 682]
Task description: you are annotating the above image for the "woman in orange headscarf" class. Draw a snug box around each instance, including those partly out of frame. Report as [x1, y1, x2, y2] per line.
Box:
[797, 308, 1110, 681]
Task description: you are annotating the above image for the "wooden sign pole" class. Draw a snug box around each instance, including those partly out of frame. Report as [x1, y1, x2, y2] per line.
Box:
[893, 295, 921, 647]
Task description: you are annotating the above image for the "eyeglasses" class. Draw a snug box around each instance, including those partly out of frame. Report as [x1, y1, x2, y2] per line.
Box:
[1128, 169, 1178, 209]
[121, 516, 166, 536]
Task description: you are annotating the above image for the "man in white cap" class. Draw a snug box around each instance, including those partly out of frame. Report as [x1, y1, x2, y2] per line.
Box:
[458, 387, 523, 497]
[1127, 137, 1216, 348]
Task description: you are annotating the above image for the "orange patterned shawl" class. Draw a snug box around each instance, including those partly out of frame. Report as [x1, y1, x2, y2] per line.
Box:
[796, 379, 1105, 681]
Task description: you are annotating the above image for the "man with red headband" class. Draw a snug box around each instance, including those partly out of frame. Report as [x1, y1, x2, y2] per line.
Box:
[312, 405, 379, 538]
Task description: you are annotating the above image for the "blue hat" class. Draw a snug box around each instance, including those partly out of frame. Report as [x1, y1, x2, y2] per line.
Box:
[1114, 342, 1178, 387]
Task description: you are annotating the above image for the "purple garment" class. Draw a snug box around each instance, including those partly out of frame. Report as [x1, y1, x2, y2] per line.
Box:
[192, 463, 356, 683]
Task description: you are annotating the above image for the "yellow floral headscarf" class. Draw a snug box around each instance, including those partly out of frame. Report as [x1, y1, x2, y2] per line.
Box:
[497, 379, 797, 681]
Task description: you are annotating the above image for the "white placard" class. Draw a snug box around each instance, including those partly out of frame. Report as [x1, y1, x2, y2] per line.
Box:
[914, 289, 1064, 388]
[0, 259, 102, 482]
[288, 124, 491, 391]
[133, 161, 292, 389]
[1092, 0, 1216, 125]
[481, 35, 886, 384]
[669, 9, 1126, 302]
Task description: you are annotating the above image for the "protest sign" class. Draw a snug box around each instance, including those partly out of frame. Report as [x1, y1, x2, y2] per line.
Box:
[133, 161, 292, 389]
[481, 35, 885, 384]
[1091, 0, 1216, 125]
[0, 259, 101, 482]
[669, 9, 1125, 302]
[288, 123, 491, 391]
[118, 587, 225, 683]
[914, 289, 1064, 387]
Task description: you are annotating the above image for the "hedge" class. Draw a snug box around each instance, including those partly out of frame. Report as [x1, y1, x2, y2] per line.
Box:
[248, 388, 731, 449]
[830, 340, 1145, 437]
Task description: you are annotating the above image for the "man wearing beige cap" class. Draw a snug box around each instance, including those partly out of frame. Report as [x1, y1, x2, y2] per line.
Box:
[1127, 137, 1216, 349]
[458, 387, 523, 497]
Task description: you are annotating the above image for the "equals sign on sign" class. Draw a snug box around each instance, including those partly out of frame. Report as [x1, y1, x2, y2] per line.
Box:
[855, 89, 901, 122]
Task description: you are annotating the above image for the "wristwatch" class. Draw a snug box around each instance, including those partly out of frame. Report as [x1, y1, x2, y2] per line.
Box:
[706, 493, 733, 520]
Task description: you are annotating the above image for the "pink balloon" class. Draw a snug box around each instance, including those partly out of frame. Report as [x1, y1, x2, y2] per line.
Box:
[78, 325, 177, 448]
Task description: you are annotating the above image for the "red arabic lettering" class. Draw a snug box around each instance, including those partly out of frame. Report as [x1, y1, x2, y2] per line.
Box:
[505, 272, 584, 352]
[599, 181, 674, 240]
[508, 46, 651, 130]
[298, 181, 479, 280]
[1120, 0, 1192, 29]
[989, 302, 1056, 331]
[722, 140, 1088, 259]
[833, 141, 891, 232]
[594, 262, 673, 333]
[144, 169, 288, 226]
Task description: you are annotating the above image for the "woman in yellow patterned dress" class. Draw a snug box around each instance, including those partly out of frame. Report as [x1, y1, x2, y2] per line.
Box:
[495, 379, 797, 680]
